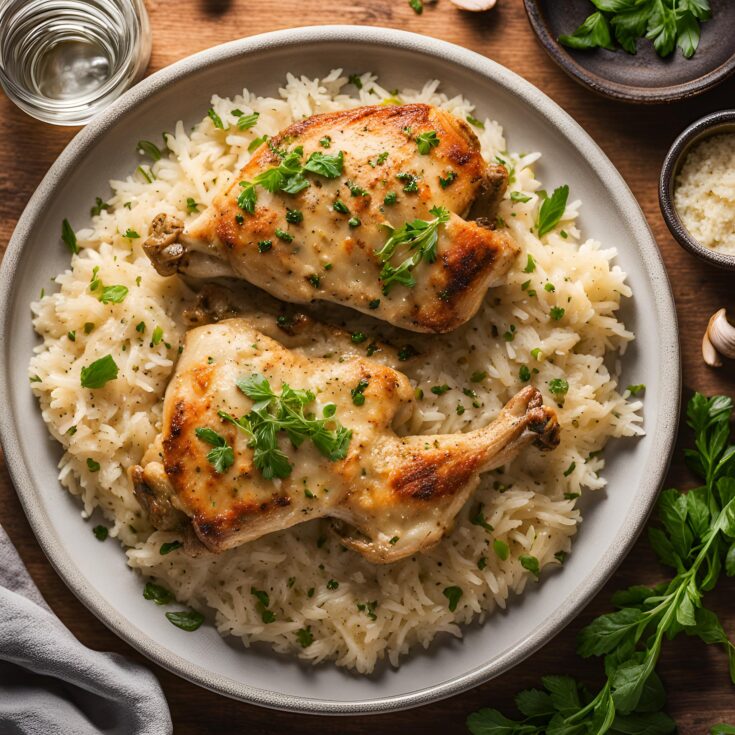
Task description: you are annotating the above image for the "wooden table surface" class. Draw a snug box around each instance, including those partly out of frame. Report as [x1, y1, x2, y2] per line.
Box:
[1, 2, 734, 732]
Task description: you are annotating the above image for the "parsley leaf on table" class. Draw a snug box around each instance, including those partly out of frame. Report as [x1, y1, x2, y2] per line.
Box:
[467, 393, 735, 735]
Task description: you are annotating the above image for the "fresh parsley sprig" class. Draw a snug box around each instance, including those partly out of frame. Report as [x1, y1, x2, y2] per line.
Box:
[218, 373, 352, 481]
[467, 393, 735, 735]
[559, 0, 712, 59]
[537, 185, 569, 237]
[238, 146, 344, 213]
[376, 205, 450, 294]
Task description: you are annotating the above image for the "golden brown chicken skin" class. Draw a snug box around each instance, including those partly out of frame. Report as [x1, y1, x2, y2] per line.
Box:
[131, 319, 559, 563]
[144, 104, 519, 334]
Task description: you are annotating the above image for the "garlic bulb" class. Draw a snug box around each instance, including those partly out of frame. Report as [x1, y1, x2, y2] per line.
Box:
[450, 0, 497, 10]
[702, 308, 735, 367]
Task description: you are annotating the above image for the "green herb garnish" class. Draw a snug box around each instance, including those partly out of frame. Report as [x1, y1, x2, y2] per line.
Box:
[80, 355, 118, 389]
[165, 610, 204, 631]
[195, 427, 234, 474]
[137, 140, 162, 161]
[558, 0, 712, 59]
[90, 197, 110, 217]
[220, 373, 352, 481]
[439, 171, 457, 189]
[160, 541, 183, 555]
[537, 185, 570, 237]
[415, 130, 439, 155]
[86, 458, 101, 472]
[443, 586, 463, 612]
[207, 108, 225, 129]
[520, 554, 540, 579]
[236, 111, 259, 130]
[92, 524, 108, 541]
[468, 393, 735, 735]
[296, 626, 314, 647]
[143, 582, 174, 605]
[61, 219, 78, 255]
[375, 205, 449, 293]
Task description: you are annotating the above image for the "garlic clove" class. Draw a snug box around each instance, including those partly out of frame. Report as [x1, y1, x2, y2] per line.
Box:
[702, 308, 735, 368]
[450, 0, 497, 10]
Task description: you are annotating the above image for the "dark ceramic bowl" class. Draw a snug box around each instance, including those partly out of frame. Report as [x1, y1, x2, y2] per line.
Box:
[660, 110, 735, 271]
[523, 0, 735, 103]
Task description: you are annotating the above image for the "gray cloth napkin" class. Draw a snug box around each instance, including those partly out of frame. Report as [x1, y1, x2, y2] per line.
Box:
[0, 524, 172, 735]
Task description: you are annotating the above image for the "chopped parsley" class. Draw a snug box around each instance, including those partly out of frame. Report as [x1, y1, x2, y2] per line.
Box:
[285, 208, 303, 224]
[307, 273, 320, 288]
[415, 131, 439, 155]
[160, 541, 183, 555]
[510, 191, 532, 204]
[80, 355, 118, 389]
[319, 136, 331, 148]
[537, 185, 569, 237]
[137, 139, 162, 161]
[348, 216, 361, 228]
[143, 582, 173, 605]
[396, 172, 419, 193]
[151, 326, 164, 346]
[466, 115, 485, 129]
[61, 219, 78, 255]
[165, 610, 204, 631]
[248, 134, 268, 153]
[90, 197, 110, 217]
[550, 306, 566, 321]
[375, 205, 449, 293]
[519, 365, 531, 382]
[549, 378, 569, 401]
[523, 254, 536, 273]
[86, 458, 101, 472]
[296, 626, 313, 647]
[443, 585, 463, 612]
[195, 427, 234, 474]
[431, 384, 450, 395]
[520, 554, 541, 579]
[92, 524, 108, 541]
[275, 228, 293, 242]
[236, 111, 259, 130]
[207, 108, 225, 129]
[383, 191, 397, 205]
[471, 370, 487, 383]
[627, 384, 646, 396]
[258, 240, 273, 253]
[333, 199, 350, 214]
[218, 373, 352, 480]
[439, 171, 457, 188]
[493, 539, 510, 561]
[186, 197, 199, 214]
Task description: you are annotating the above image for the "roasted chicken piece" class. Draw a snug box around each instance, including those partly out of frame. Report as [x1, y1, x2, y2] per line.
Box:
[144, 104, 519, 334]
[131, 319, 559, 563]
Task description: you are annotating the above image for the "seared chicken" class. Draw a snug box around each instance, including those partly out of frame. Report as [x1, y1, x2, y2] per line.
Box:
[131, 319, 559, 563]
[144, 104, 519, 334]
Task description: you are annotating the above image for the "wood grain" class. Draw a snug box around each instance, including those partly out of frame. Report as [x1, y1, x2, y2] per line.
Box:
[1, 2, 734, 732]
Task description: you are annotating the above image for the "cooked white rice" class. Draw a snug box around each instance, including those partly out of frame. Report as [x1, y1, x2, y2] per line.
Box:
[29, 70, 642, 673]
[674, 132, 735, 254]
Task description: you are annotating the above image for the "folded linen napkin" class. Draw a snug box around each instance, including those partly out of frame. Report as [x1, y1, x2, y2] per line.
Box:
[0, 524, 172, 735]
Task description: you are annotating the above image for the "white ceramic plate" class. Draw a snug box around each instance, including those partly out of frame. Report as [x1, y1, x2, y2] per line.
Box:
[0, 26, 680, 714]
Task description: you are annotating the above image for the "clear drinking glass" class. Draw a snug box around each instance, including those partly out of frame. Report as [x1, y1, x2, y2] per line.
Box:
[0, 0, 151, 126]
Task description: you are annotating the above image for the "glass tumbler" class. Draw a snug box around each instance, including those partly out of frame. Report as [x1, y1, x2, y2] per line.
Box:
[0, 0, 151, 126]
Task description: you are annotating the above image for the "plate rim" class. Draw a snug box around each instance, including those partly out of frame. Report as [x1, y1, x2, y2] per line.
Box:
[523, 0, 735, 103]
[0, 24, 681, 715]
